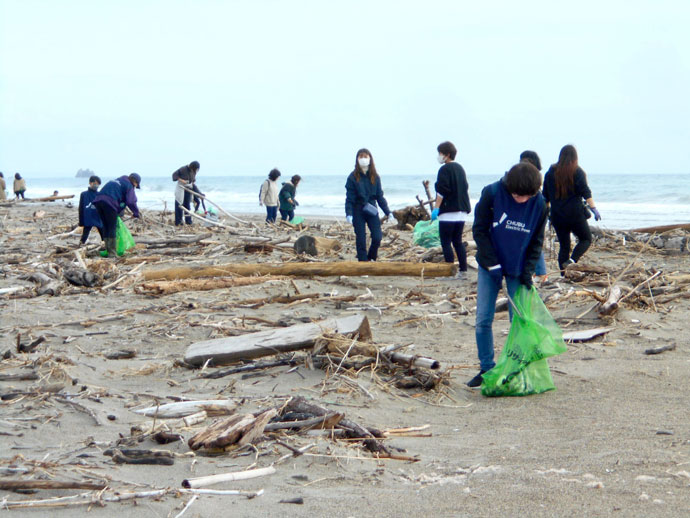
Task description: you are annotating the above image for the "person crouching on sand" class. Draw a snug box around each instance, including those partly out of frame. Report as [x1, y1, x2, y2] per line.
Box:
[92, 173, 141, 257]
[345, 148, 392, 262]
[467, 161, 548, 388]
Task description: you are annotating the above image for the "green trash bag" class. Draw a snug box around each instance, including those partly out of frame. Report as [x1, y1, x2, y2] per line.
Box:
[289, 216, 304, 225]
[100, 217, 136, 257]
[481, 285, 567, 397]
[412, 220, 440, 248]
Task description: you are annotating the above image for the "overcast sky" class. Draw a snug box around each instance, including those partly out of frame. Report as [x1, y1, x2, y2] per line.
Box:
[1, 0, 688, 177]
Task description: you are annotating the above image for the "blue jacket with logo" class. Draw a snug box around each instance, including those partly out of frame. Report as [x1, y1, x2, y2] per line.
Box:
[472, 179, 547, 277]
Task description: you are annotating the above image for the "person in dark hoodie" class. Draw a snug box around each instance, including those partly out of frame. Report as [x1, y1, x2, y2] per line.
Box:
[78, 175, 102, 244]
[467, 161, 548, 388]
[542, 145, 600, 272]
[430, 141, 471, 279]
[345, 148, 392, 262]
[92, 173, 141, 257]
[172, 160, 200, 226]
[279, 175, 301, 221]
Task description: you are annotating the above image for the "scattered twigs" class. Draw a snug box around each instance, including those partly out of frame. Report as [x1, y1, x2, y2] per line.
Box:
[101, 261, 146, 291]
[179, 184, 248, 224]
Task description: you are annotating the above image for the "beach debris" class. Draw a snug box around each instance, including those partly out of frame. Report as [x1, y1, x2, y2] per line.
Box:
[63, 267, 99, 287]
[0, 479, 107, 491]
[182, 466, 276, 489]
[136, 275, 282, 295]
[562, 327, 614, 342]
[184, 314, 371, 366]
[599, 285, 623, 316]
[105, 448, 175, 466]
[133, 399, 237, 418]
[188, 408, 277, 451]
[644, 343, 676, 355]
[293, 235, 341, 256]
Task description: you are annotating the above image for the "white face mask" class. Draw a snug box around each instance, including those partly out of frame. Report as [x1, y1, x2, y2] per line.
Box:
[437, 154, 447, 164]
[358, 157, 370, 169]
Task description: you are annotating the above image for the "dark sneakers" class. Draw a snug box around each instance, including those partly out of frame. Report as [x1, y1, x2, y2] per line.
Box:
[466, 370, 487, 388]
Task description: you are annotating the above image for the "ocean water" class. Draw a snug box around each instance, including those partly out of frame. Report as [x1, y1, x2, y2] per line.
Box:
[8, 173, 690, 230]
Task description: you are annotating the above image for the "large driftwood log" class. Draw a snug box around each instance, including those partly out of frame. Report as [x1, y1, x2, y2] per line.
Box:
[629, 222, 690, 233]
[391, 205, 428, 230]
[136, 233, 213, 247]
[136, 275, 282, 295]
[0, 480, 107, 491]
[294, 235, 341, 256]
[24, 195, 75, 202]
[143, 261, 456, 281]
[184, 314, 371, 366]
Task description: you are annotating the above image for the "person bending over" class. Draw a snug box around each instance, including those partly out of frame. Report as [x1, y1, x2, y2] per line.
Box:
[92, 173, 141, 257]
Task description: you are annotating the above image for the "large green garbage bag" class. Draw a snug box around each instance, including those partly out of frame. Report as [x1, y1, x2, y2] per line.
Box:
[412, 220, 440, 248]
[100, 217, 136, 257]
[482, 285, 567, 397]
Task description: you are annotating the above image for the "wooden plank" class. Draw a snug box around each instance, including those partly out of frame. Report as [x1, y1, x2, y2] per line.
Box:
[184, 314, 371, 366]
[562, 327, 614, 342]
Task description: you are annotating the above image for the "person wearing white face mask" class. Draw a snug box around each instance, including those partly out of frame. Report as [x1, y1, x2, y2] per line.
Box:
[344, 148, 392, 261]
[431, 141, 472, 279]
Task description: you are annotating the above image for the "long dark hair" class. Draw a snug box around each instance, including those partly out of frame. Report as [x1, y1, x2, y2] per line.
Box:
[554, 144, 578, 199]
[352, 148, 379, 185]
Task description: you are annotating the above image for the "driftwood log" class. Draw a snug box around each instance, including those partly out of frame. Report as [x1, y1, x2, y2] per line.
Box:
[599, 285, 623, 316]
[0, 480, 107, 491]
[184, 314, 371, 366]
[136, 275, 283, 295]
[188, 408, 277, 451]
[143, 261, 456, 281]
[391, 206, 428, 230]
[133, 399, 236, 418]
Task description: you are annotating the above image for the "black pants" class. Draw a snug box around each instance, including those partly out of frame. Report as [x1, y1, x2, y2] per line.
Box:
[175, 189, 192, 225]
[352, 208, 382, 261]
[553, 216, 592, 269]
[280, 209, 294, 221]
[94, 201, 119, 239]
[438, 220, 467, 271]
[80, 226, 103, 244]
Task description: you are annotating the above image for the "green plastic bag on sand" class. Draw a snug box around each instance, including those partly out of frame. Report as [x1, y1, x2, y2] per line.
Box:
[482, 285, 567, 397]
[100, 217, 136, 257]
[412, 220, 440, 248]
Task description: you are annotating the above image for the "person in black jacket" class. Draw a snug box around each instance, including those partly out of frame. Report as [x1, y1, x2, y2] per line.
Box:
[279, 175, 301, 221]
[468, 162, 548, 388]
[172, 161, 200, 226]
[542, 145, 601, 272]
[431, 141, 471, 278]
[345, 148, 392, 261]
[78, 175, 101, 244]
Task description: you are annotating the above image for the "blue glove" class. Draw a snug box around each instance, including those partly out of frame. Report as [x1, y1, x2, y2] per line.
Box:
[431, 208, 439, 221]
[346, 215, 353, 225]
[487, 265, 503, 288]
[591, 207, 601, 221]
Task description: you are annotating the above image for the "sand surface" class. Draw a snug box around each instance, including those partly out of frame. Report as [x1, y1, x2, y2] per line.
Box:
[1, 201, 689, 517]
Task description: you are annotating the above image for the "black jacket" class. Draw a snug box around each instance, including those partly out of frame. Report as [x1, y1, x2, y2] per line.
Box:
[434, 162, 471, 214]
[172, 165, 197, 184]
[472, 179, 548, 276]
[542, 166, 592, 222]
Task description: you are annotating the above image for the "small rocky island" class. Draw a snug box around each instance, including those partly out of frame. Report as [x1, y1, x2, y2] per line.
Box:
[75, 168, 94, 178]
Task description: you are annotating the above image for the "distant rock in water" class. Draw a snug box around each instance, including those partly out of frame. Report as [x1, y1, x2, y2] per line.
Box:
[76, 168, 94, 178]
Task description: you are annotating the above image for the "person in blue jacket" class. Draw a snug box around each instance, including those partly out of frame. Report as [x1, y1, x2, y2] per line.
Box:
[78, 175, 102, 245]
[468, 161, 548, 388]
[345, 148, 392, 262]
[92, 173, 141, 257]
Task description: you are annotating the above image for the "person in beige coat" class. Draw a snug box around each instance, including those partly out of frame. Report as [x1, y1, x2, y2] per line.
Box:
[13, 173, 26, 199]
[0, 173, 6, 201]
[259, 168, 281, 223]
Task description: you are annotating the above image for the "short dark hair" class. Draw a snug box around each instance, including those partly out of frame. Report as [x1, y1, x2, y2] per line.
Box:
[519, 150, 541, 171]
[0, 172, 3, 178]
[190, 161, 200, 171]
[268, 168, 281, 181]
[437, 141, 457, 160]
[291, 174, 301, 185]
[503, 162, 542, 196]
[89, 175, 101, 184]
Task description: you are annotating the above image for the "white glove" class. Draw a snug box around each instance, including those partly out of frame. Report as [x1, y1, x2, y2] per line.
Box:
[346, 215, 353, 225]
